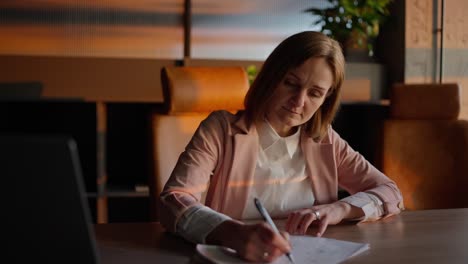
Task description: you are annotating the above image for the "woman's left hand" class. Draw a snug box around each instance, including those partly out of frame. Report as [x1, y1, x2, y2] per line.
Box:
[285, 201, 363, 237]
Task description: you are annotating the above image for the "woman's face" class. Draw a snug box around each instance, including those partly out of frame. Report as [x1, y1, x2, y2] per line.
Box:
[265, 57, 334, 137]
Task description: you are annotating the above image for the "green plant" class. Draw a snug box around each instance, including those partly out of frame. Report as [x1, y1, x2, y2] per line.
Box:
[246, 65, 258, 85]
[305, 0, 392, 56]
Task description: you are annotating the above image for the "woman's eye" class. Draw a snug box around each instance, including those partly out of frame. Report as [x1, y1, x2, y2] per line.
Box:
[308, 90, 322, 97]
[285, 80, 297, 87]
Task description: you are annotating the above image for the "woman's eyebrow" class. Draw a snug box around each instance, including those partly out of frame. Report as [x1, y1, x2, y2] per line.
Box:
[287, 71, 327, 91]
[286, 72, 302, 81]
[311, 85, 327, 91]
[287, 71, 328, 91]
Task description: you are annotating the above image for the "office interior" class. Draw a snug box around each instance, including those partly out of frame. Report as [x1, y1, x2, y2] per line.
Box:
[1, 0, 467, 225]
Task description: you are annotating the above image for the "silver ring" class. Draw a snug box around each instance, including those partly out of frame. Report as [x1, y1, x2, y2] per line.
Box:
[312, 210, 321, 221]
[263, 252, 269, 259]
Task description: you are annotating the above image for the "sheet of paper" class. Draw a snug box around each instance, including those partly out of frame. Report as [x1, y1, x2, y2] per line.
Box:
[196, 235, 369, 264]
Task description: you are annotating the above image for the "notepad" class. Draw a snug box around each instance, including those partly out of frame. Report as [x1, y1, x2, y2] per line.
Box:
[196, 235, 369, 264]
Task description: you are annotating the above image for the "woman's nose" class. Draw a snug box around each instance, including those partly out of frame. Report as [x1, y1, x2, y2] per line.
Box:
[290, 90, 306, 107]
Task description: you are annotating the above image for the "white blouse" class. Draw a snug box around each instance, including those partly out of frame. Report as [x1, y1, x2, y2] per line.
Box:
[241, 121, 314, 219]
[176, 121, 384, 244]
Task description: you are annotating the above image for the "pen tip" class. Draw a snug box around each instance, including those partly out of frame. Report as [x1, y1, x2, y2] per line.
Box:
[286, 252, 296, 263]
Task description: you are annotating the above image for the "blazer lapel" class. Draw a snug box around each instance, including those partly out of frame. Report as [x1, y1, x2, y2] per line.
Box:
[221, 115, 258, 219]
[301, 132, 338, 204]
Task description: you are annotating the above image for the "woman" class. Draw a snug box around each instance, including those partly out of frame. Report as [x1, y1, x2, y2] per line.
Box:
[159, 31, 403, 263]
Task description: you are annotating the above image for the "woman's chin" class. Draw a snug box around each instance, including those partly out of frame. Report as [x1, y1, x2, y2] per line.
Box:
[281, 117, 302, 128]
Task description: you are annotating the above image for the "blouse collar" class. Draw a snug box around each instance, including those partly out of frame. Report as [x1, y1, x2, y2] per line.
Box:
[257, 120, 301, 158]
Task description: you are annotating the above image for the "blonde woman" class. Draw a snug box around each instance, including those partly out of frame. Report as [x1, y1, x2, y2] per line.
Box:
[159, 31, 403, 263]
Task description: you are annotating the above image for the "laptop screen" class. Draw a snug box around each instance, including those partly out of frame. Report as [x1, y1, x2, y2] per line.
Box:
[3, 134, 99, 264]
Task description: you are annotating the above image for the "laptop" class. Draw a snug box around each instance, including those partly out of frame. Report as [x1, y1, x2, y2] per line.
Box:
[3, 134, 99, 264]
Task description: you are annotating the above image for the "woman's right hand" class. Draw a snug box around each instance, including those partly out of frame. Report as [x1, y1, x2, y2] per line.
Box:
[206, 220, 291, 263]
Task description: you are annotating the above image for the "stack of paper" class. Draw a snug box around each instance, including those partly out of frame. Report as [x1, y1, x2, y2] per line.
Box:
[196, 235, 369, 264]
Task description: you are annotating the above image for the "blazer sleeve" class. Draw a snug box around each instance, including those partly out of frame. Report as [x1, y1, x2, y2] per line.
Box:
[158, 111, 225, 232]
[330, 127, 404, 216]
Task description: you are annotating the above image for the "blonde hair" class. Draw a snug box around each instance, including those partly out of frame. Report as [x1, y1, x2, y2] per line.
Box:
[244, 31, 345, 141]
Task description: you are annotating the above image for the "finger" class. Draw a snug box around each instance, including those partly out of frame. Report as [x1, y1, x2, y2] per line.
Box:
[317, 218, 329, 237]
[267, 247, 288, 262]
[253, 233, 290, 263]
[239, 223, 275, 262]
[265, 232, 294, 263]
[256, 222, 276, 242]
[243, 233, 276, 262]
[287, 212, 303, 234]
[240, 238, 263, 262]
[246, 250, 272, 263]
[298, 213, 314, 234]
[258, 246, 284, 263]
[257, 248, 274, 263]
[270, 232, 292, 252]
[252, 224, 294, 262]
[279, 231, 292, 251]
[257, 223, 291, 252]
[280, 230, 290, 243]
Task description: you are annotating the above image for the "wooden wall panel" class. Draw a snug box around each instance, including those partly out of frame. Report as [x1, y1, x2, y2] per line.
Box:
[444, 1, 468, 49]
[405, 0, 433, 49]
[405, 0, 468, 120]
[0, 1, 184, 58]
[0, 55, 175, 102]
[0, 25, 183, 59]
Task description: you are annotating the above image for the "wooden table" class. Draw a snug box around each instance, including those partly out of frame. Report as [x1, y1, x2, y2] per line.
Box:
[95, 208, 468, 264]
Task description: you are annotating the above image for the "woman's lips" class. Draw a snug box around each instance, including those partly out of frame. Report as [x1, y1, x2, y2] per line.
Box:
[282, 106, 300, 115]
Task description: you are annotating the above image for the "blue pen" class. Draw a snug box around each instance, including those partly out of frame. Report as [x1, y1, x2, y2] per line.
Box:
[254, 197, 296, 264]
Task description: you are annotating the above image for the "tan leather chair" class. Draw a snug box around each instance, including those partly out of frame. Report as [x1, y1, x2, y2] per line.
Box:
[149, 66, 249, 220]
[382, 83, 468, 210]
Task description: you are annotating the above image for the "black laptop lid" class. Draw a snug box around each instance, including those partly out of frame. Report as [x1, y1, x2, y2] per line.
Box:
[3, 134, 99, 264]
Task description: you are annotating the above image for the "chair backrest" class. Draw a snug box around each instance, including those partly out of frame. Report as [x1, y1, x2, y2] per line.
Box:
[382, 83, 468, 210]
[149, 66, 249, 219]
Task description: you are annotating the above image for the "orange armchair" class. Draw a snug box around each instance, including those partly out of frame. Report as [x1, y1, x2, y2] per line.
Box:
[382, 83, 468, 210]
[149, 66, 249, 220]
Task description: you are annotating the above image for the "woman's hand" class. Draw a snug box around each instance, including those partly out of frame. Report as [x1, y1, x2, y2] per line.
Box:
[285, 201, 363, 236]
[206, 220, 291, 263]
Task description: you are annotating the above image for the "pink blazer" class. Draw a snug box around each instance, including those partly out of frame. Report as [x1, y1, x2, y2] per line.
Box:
[159, 111, 403, 232]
